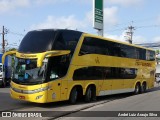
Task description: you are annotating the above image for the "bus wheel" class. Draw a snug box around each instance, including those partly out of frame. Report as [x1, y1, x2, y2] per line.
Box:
[141, 82, 147, 93]
[85, 87, 92, 102]
[134, 83, 141, 95]
[69, 87, 78, 104]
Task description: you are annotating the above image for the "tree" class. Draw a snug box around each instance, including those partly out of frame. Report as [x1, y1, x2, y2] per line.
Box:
[156, 50, 160, 55]
[7, 48, 17, 52]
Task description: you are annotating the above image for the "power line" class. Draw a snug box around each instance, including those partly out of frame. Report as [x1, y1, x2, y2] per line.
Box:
[111, 16, 159, 29]
[106, 27, 126, 32]
[135, 24, 160, 29]
[8, 31, 24, 36]
[106, 24, 160, 33]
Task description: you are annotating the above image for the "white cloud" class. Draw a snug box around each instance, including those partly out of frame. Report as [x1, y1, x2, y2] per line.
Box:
[30, 15, 87, 30]
[104, 30, 147, 44]
[153, 36, 160, 42]
[104, 31, 126, 42]
[107, 0, 144, 7]
[0, 0, 71, 14]
[156, 16, 160, 25]
[0, 0, 29, 13]
[30, 6, 119, 33]
[104, 7, 118, 27]
[132, 35, 147, 44]
[34, 0, 70, 5]
[104, 33, 154, 45]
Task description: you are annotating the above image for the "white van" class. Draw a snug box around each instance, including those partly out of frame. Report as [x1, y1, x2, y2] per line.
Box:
[0, 63, 5, 87]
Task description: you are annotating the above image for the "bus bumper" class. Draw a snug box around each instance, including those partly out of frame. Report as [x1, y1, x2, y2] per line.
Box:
[10, 88, 48, 103]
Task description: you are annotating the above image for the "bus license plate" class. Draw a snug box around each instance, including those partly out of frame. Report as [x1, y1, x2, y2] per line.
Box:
[19, 96, 25, 99]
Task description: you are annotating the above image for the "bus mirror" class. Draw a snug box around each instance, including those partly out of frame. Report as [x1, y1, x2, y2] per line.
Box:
[43, 58, 48, 63]
[37, 50, 70, 67]
[2, 50, 17, 64]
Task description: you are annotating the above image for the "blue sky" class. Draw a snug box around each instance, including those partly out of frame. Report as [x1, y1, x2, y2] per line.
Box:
[0, 0, 160, 51]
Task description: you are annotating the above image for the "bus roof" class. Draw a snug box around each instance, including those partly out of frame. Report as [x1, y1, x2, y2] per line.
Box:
[27, 29, 154, 52]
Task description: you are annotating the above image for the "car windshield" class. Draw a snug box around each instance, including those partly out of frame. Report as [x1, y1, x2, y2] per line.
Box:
[12, 58, 48, 85]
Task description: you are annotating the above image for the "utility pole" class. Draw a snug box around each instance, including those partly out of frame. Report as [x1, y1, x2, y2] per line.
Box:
[2, 26, 5, 53]
[124, 25, 135, 44]
[1, 26, 8, 53]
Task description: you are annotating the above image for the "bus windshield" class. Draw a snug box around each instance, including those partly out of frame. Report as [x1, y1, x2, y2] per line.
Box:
[12, 58, 48, 85]
[18, 30, 54, 53]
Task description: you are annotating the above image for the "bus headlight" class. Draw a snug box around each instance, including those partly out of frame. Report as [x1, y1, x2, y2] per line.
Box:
[11, 86, 50, 94]
[23, 86, 50, 94]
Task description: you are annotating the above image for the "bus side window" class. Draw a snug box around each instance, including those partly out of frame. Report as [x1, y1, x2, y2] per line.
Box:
[48, 55, 70, 81]
[149, 51, 155, 61]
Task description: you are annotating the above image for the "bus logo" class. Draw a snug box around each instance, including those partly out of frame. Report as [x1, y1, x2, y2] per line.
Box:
[95, 57, 100, 64]
[18, 86, 26, 89]
[20, 54, 26, 58]
[20, 54, 36, 58]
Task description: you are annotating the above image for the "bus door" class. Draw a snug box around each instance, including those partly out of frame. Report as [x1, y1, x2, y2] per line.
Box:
[59, 79, 68, 101]
[47, 55, 69, 102]
[111, 79, 124, 94]
[47, 79, 62, 102]
[98, 68, 112, 96]
[123, 68, 137, 90]
[110, 68, 124, 94]
[47, 77, 68, 102]
[99, 79, 112, 96]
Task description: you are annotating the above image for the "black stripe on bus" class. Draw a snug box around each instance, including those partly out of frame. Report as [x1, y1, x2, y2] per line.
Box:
[73, 66, 137, 80]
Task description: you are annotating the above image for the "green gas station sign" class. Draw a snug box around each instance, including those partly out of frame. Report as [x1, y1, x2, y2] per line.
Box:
[93, 0, 103, 30]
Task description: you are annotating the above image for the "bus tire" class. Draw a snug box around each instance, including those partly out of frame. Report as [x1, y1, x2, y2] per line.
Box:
[141, 82, 147, 93]
[69, 87, 78, 104]
[91, 86, 96, 101]
[134, 83, 141, 95]
[85, 86, 92, 102]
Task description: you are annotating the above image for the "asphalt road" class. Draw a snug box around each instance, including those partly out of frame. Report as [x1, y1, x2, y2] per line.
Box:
[0, 84, 160, 120]
[0, 87, 37, 111]
[57, 84, 160, 120]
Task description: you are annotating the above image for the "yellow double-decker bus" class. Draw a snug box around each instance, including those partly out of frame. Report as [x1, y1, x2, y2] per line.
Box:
[3, 29, 156, 104]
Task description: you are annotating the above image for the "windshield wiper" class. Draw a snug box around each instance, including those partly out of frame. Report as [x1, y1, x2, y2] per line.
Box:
[12, 79, 42, 85]
[19, 82, 42, 85]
